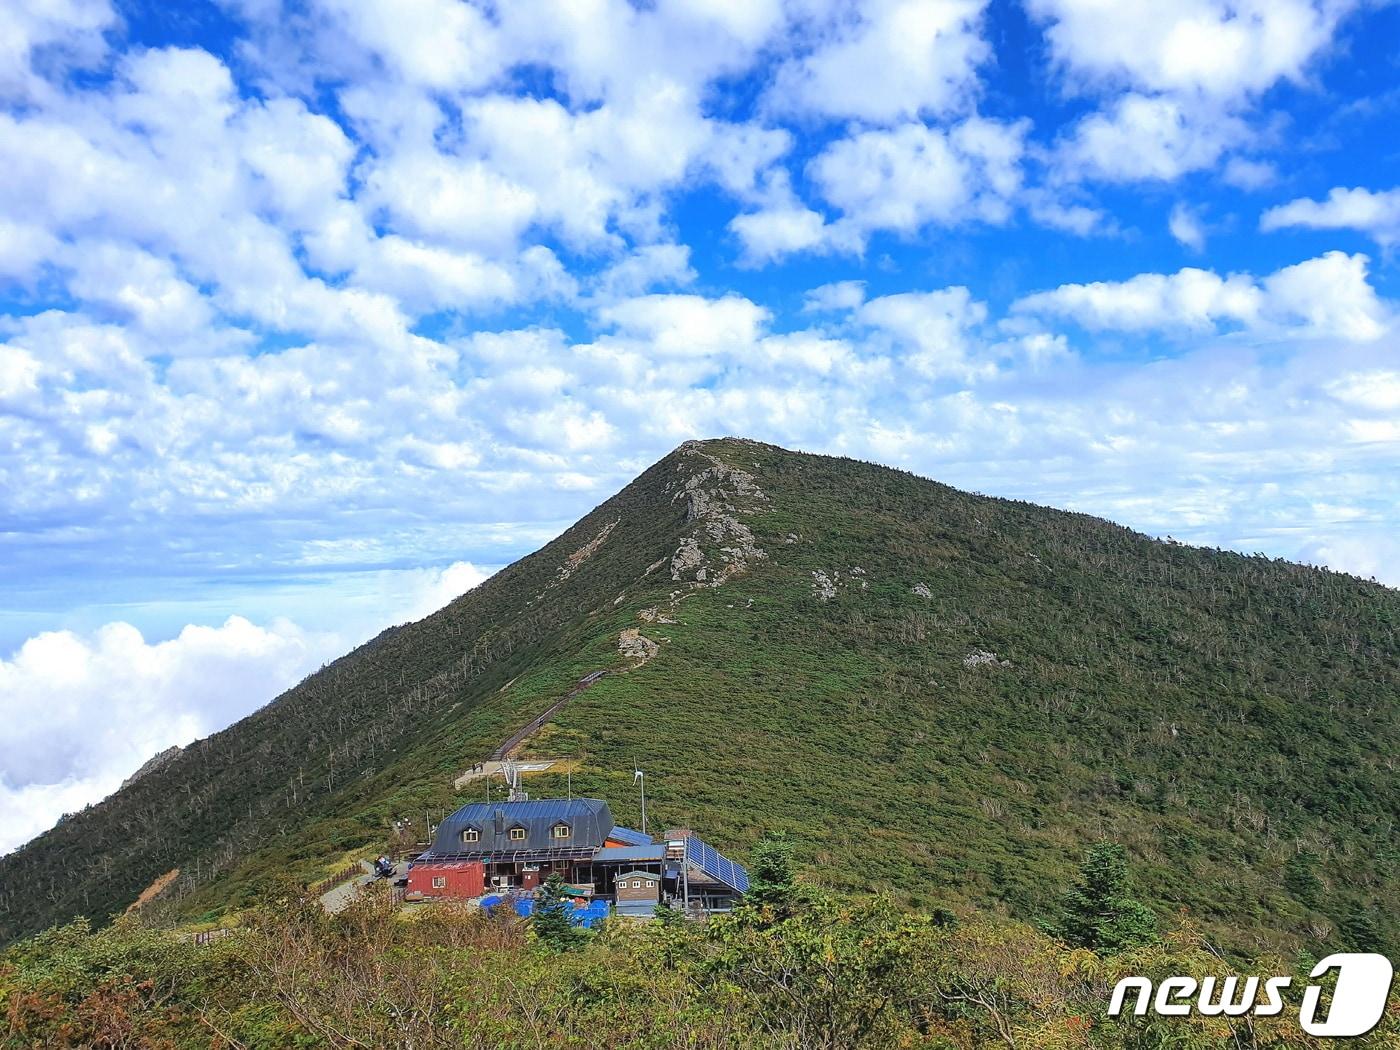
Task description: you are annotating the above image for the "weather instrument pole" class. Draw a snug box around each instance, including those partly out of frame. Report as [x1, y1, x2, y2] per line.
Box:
[634, 767, 646, 835]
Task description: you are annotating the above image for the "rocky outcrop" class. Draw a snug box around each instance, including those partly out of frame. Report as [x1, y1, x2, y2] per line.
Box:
[810, 567, 868, 601]
[618, 627, 660, 663]
[557, 518, 619, 584]
[532, 518, 621, 605]
[670, 536, 706, 581]
[912, 582, 932, 599]
[120, 745, 182, 789]
[963, 649, 1011, 669]
[666, 444, 768, 588]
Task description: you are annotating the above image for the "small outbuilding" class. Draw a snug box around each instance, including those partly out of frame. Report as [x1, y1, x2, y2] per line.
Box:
[613, 869, 661, 916]
[405, 859, 485, 901]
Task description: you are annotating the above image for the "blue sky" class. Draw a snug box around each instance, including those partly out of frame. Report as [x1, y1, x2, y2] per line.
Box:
[1, 0, 1398, 851]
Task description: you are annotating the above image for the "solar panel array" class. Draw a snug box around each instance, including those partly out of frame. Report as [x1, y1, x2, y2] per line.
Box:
[685, 836, 750, 893]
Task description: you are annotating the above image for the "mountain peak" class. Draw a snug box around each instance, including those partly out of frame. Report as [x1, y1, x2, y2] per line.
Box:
[3, 443, 1396, 952]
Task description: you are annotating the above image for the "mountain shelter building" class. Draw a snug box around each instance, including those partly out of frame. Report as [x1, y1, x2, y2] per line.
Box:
[406, 796, 748, 913]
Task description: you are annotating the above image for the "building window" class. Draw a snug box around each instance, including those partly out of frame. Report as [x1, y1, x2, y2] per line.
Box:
[551, 822, 571, 839]
[510, 826, 527, 841]
[431, 876, 447, 889]
[461, 827, 479, 843]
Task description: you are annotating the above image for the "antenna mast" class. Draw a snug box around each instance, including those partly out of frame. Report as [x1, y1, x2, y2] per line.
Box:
[503, 758, 527, 802]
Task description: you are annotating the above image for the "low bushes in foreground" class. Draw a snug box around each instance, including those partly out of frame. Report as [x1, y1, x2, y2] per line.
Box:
[5, 881, 1395, 1049]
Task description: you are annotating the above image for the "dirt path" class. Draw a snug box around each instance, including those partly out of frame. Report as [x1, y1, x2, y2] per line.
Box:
[489, 670, 607, 760]
[319, 860, 409, 914]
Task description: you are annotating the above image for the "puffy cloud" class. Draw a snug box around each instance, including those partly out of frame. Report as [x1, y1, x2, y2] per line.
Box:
[1260, 252, 1389, 342]
[1169, 202, 1207, 251]
[1032, 1, 1361, 185]
[803, 280, 867, 313]
[315, 0, 506, 92]
[590, 244, 696, 302]
[802, 118, 1025, 251]
[1261, 186, 1400, 247]
[0, 560, 488, 855]
[857, 287, 992, 380]
[1054, 94, 1247, 182]
[730, 201, 831, 266]
[1013, 267, 1263, 331]
[0, 617, 327, 855]
[1222, 156, 1277, 190]
[0, 0, 116, 100]
[1012, 252, 1388, 341]
[767, 0, 989, 123]
[1028, 0, 1353, 101]
[594, 294, 770, 358]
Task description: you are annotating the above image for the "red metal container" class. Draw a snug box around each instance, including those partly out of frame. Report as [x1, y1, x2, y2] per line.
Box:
[406, 860, 485, 900]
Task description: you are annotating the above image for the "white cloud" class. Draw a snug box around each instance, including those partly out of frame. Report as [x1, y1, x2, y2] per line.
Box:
[1025, 194, 1114, 236]
[1014, 267, 1262, 331]
[808, 118, 1026, 248]
[590, 244, 696, 301]
[1326, 370, 1400, 413]
[767, 0, 989, 123]
[317, 0, 505, 92]
[1222, 156, 1277, 190]
[1055, 94, 1247, 182]
[0, 617, 328, 855]
[0, 560, 487, 855]
[1013, 251, 1388, 341]
[1032, 1, 1360, 185]
[1169, 202, 1207, 251]
[1028, 0, 1353, 101]
[1261, 186, 1400, 247]
[1261, 251, 1389, 342]
[857, 287, 992, 379]
[594, 294, 769, 358]
[0, 0, 116, 101]
[387, 560, 490, 621]
[730, 201, 830, 265]
[803, 280, 867, 313]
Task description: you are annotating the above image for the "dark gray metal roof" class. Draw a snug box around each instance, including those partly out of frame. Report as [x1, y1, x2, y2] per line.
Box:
[429, 797, 613, 855]
[593, 844, 667, 864]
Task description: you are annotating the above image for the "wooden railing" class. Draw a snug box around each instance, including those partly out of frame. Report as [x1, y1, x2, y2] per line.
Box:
[310, 862, 366, 897]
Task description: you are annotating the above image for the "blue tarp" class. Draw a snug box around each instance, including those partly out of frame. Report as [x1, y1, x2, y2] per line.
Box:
[480, 894, 610, 928]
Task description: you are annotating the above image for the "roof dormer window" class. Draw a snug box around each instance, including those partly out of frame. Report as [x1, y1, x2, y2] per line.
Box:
[461, 826, 480, 844]
[509, 825, 527, 842]
[551, 822, 571, 839]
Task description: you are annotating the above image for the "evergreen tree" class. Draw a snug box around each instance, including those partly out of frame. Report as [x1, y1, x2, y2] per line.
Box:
[1057, 842, 1157, 953]
[746, 832, 799, 918]
[1284, 851, 1323, 908]
[531, 872, 582, 952]
[1340, 907, 1385, 954]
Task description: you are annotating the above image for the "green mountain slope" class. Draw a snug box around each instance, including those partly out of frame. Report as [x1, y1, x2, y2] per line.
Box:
[2, 438, 1397, 952]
